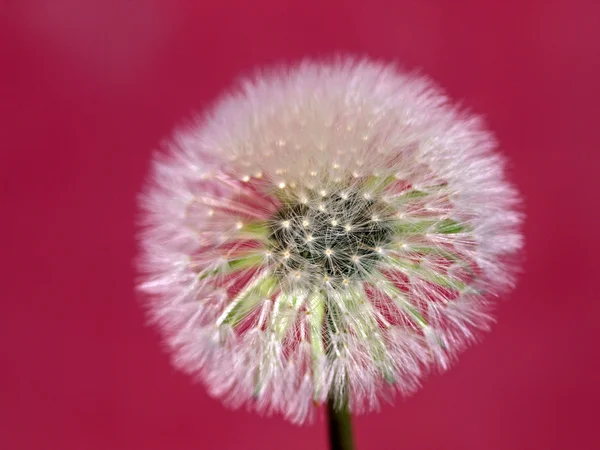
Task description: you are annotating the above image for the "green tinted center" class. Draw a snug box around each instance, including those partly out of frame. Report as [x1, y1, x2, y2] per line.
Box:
[269, 192, 394, 278]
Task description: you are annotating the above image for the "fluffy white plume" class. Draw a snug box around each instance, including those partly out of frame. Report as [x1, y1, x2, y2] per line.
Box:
[138, 58, 523, 424]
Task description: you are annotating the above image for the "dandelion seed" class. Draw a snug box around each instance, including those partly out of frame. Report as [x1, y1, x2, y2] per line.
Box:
[138, 58, 523, 425]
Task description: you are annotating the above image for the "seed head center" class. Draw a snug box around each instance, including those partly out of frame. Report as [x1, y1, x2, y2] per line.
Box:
[269, 191, 394, 279]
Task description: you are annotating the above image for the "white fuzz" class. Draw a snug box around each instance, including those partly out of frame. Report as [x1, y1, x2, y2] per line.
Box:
[138, 58, 523, 424]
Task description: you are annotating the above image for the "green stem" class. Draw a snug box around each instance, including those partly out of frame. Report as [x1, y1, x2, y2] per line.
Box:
[327, 396, 355, 450]
[323, 290, 355, 450]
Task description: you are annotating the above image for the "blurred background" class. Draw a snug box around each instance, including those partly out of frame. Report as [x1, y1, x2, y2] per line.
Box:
[1, 1, 599, 449]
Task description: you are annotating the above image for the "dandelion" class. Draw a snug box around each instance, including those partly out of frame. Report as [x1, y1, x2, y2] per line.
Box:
[137, 59, 523, 430]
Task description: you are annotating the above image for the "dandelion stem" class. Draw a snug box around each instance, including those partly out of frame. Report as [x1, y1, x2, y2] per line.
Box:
[324, 292, 355, 450]
[327, 395, 355, 450]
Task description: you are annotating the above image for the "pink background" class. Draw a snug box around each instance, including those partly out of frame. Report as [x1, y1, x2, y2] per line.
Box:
[2, 1, 599, 449]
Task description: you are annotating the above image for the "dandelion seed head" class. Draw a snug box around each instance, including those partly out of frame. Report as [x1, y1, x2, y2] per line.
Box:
[138, 58, 523, 424]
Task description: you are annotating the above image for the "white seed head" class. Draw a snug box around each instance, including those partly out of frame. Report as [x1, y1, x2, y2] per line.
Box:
[138, 58, 523, 425]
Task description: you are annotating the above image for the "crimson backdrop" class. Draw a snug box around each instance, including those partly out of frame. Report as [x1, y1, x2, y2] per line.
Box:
[2, 1, 599, 449]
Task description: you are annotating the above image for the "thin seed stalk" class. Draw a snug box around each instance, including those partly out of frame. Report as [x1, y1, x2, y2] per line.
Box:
[324, 293, 355, 450]
[327, 395, 354, 450]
